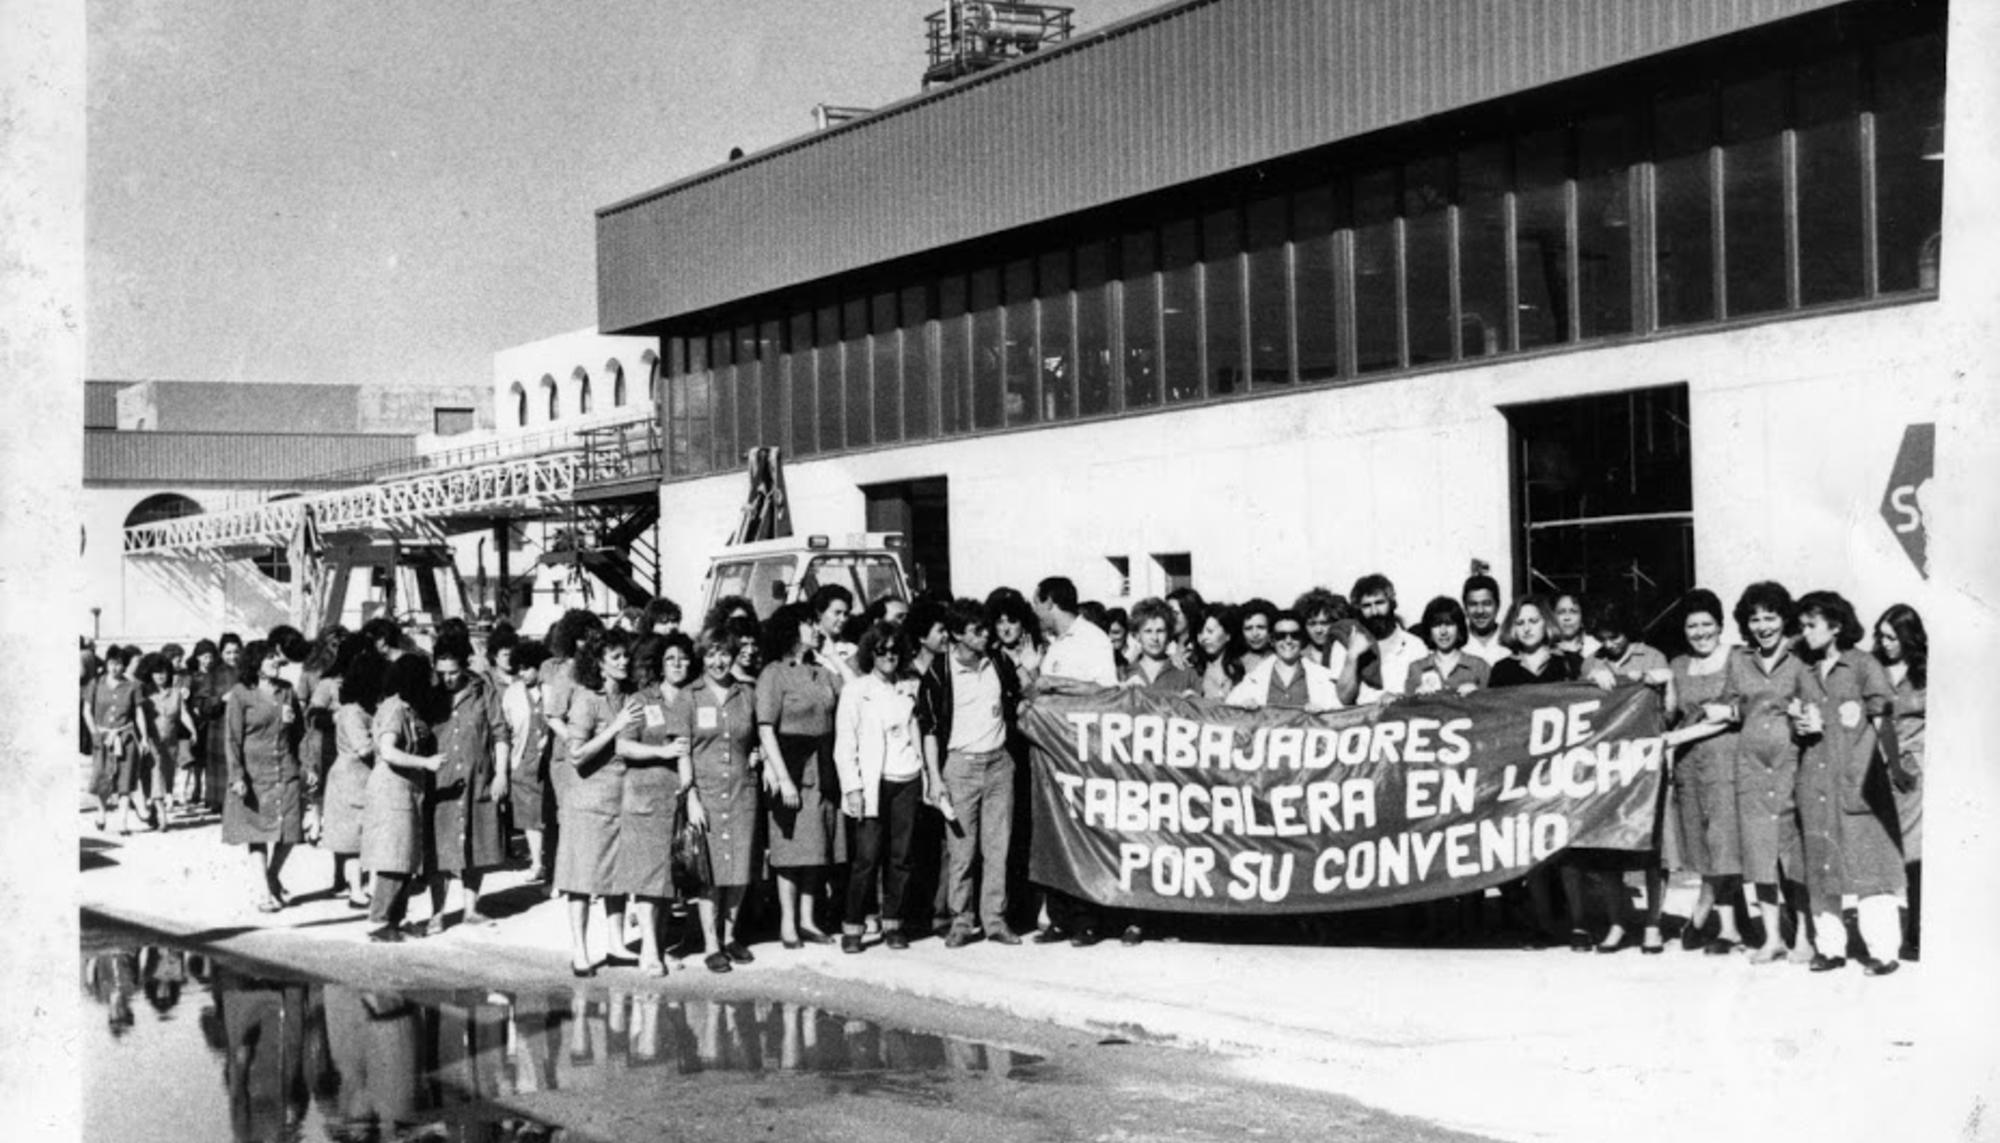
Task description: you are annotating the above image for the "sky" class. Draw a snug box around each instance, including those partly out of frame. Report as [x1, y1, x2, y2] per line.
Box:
[87, 0, 1163, 392]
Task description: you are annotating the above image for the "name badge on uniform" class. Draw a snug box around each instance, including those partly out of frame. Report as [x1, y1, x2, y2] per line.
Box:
[990, 700, 1001, 720]
[697, 705, 719, 731]
[644, 704, 666, 729]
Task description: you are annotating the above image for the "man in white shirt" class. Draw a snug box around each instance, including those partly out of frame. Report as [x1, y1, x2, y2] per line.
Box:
[1343, 574, 1429, 703]
[1033, 576, 1119, 694]
[1462, 573, 1511, 665]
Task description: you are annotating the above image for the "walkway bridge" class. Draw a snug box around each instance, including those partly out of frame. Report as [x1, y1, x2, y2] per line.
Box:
[121, 411, 667, 610]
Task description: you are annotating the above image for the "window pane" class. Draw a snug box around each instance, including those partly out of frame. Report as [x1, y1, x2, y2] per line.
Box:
[1515, 128, 1569, 348]
[939, 276, 969, 435]
[1354, 169, 1400, 373]
[1246, 195, 1291, 387]
[1458, 142, 1510, 358]
[1202, 208, 1245, 395]
[1655, 90, 1717, 327]
[1003, 258, 1037, 427]
[1795, 54, 1865, 306]
[871, 292, 900, 444]
[1721, 75, 1787, 317]
[843, 298, 872, 448]
[1121, 231, 1159, 409]
[759, 320, 784, 450]
[711, 331, 735, 470]
[686, 335, 710, 475]
[787, 312, 815, 458]
[1039, 251, 1075, 421]
[1076, 241, 1114, 415]
[734, 324, 759, 452]
[901, 285, 933, 439]
[1404, 157, 1453, 365]
[1161, 219, 1200, 402]
[1873, 34, 1945, 293]
[971, 267, 1004, 430]
[815, 305, 844, 452]
[666, 337, 687, 475]
[1577, 112, 1636, 338]
[1293, 185, 1342, 381]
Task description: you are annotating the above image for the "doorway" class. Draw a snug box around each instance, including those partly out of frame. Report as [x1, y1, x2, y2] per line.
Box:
[863, 476, 951, 597]
[1505, 385, 1694, 648]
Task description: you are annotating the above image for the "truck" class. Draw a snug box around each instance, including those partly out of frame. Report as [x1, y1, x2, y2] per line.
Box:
[699, 531, 913, 622]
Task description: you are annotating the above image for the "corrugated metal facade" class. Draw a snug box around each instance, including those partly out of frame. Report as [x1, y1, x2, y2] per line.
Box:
[85, 432, 416, 488]
[597, 0, 1853, 330]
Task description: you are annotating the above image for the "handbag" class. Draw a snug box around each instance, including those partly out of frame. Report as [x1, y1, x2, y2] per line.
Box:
[671, 795, 712, 897]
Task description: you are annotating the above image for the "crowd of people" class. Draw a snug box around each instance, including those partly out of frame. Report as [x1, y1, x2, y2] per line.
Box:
[78, 568, 1927, 979]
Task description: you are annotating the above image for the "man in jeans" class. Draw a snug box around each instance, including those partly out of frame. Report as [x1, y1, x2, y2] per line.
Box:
[916, 598, 1025, 948]
[1030, 576, 1123, 946]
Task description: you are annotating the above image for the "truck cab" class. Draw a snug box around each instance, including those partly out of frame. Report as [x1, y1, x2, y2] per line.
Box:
[701, 532, 913, 621]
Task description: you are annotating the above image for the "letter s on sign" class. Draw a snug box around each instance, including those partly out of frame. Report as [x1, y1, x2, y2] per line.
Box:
[1889, 484, 1922, 534]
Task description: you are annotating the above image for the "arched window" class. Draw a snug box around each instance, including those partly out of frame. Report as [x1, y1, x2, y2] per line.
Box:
[511, 381, 529, 428]
[609, 359, 627, 407]
[124, 492, 203, 529]
[541, 375, 559, 422]
[574, 367, 593, 415]
[641, 349, 660, 404]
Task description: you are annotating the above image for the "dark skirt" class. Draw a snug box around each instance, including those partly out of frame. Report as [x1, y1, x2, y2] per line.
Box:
[430, 783, 506, 875]
[222, 766, 304, 846]
[509, 735, 552, 833]
[766, 733, 842, 869]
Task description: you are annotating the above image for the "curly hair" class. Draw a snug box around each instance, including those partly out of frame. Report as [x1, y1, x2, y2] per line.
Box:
[1732, 581, 1796, 645]
[1796, 590, 1863, 653]
[853, 620, 913, 677]
[572, 628, 634, 693]
[984, 587, 1044, 650]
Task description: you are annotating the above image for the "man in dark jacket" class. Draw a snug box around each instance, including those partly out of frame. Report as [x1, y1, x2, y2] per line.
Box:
[916, 598, 1025, 947]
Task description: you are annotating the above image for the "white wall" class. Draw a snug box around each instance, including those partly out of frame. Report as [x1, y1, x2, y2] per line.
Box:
[655, 301, 1955, 625]
[492, 328, 662, 435]
[85, 486, 292, 647]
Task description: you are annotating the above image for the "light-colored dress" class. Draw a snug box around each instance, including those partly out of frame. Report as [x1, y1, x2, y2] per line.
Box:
[1667, 654, 1740, 877]
[361, 696, 430, 877]
[555, 686, 628, 896]
[1889, 672, 1925, 862]
[320, 703, 374, 854]
[613, 683, 684, 898]
[670, 679, 760, 887]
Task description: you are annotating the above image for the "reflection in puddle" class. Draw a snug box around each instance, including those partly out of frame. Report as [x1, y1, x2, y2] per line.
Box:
[81, 927, 1044, 1142]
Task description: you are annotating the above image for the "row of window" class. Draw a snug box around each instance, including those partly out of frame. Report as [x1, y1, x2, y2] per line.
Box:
[662, 30, 1943, 477]
[508, 358, 660, 428]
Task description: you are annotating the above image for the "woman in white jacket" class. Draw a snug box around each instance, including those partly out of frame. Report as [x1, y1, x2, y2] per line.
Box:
[834, 621, 944, 954]
[1226, 610, 1349, 712]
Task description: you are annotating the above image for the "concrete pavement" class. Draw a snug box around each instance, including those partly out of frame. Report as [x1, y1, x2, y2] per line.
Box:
[77, 801, 1916, 1143]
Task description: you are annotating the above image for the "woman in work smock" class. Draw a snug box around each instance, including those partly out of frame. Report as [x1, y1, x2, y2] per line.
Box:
[222, 640, 306, 913]
[1719, 581, 1814, 964]
[613, 632, 695, 975]
[321, 644, 382, 911]
[364, 652, 442, 941]
[1874, 603, 1927, 961]
[1792, 591, 1906, 975]
[559, 628, 640, 977]
[756, 602, 845, 949]
[1662, 590, 1747, 955]
[672, 625, 762, 974]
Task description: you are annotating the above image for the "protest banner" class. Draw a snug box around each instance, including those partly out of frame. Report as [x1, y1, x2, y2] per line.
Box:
[1022, 682, 1665, 914]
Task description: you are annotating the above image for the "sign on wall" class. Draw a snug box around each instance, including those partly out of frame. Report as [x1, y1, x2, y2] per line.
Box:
[1880, 423, 1934, 578]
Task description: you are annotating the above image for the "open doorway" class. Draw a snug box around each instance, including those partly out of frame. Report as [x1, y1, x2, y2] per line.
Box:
[863, 477, 951, 597]
[1505, 385, 1694, 650]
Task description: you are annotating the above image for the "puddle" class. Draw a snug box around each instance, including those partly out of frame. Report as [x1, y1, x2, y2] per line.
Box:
[81, 923, 1044, 1142]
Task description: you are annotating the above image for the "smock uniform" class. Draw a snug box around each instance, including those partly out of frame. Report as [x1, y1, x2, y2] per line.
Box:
[756, 659, 843, 869]
[200, 666, 238, 812]
[1401, 652, 1490, 695]
[1721, 647, 1810, 884]
[539, 657, 579, 811]
[300, 675, 341, 807]
[555, 687, 627, 896]
[670, 679, 759, 888]
[504, 679, 552, 832]
[319, 703, 374, 854]
[1889, 673, 1925, 862]
[430, 674, 510, 875]
[613, 682, 683, 898]
[1795, 649, 1905, 913]
[1667, 655, 1741, 877]
[90, 676, 142, 798]
[362, 696, 431, 877]
[221, 682, 305, 846]
[144, 681, 187, 796]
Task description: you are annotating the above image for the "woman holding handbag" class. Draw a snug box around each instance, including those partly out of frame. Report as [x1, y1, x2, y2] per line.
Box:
[833, 622, 945, 953]
[670, 626, 761, 973]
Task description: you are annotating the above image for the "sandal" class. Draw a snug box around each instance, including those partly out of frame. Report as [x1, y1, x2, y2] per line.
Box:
[255, 898, 283, 914]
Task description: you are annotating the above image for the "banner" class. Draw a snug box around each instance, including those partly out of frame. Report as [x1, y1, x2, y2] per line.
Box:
[1023, 683, 1664, 914]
